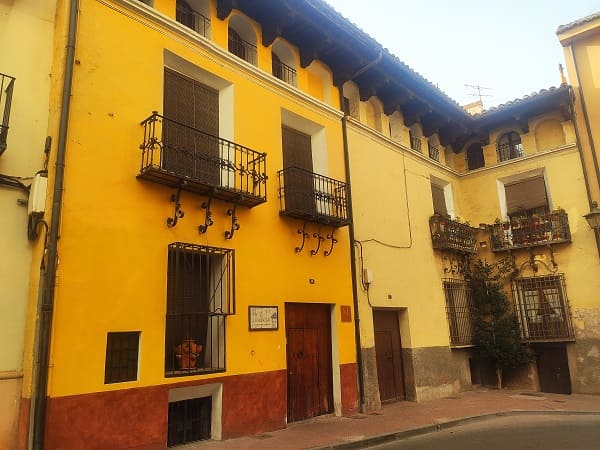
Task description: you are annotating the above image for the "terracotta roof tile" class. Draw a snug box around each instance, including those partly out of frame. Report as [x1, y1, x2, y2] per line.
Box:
[556, 11, 600, 34]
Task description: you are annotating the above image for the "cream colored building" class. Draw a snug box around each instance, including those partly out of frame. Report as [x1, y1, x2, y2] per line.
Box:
[0, 1, 57, 448]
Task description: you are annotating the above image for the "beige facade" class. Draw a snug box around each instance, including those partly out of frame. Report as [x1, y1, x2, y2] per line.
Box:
[0, 0, 57, 448]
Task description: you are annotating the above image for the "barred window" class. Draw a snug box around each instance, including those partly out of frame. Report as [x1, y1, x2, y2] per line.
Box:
[443, 279, 475, 347]
[497, 131, 523, 162]
[104, 331, 140, 384]
[168, 397, 212, 446]
[165, 243, 234, 376]
[512, 274, 574, 342]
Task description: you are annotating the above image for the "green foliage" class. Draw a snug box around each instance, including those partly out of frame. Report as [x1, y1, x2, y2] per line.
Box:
[469, 258, 532, 380]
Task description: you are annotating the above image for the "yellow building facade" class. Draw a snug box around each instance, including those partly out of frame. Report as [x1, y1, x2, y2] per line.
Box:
[18, 1, 600, 448]
[0, 1, 56, 449]
[28, 0, 359, 448]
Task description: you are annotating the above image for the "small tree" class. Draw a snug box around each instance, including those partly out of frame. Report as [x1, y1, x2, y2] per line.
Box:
[469, 258, 531, 389]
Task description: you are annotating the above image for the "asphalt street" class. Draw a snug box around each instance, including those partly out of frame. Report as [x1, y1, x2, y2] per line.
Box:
[369, 414, 600, 450]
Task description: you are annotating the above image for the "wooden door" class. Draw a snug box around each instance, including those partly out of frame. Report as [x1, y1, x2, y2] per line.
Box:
[536, 344, 571, 394]
[163, 68, 220, 185]
[373, 310, 405, 402]
[285, 303, 333, 422]
[281, 126, 315, 215]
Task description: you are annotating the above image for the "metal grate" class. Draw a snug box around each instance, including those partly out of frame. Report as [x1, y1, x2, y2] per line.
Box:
[443, 279, 475, 347]
[0, 73, 15, 154]
[512, 274, 575, 343]
[272, 54, 297, 86]
[228, 29, 257, 65]
[168, 397, 212, 446]
[489, 210, 571, 251]
[428, 143, 440, 161]
[176, 0, 210, 37]
[429, 215, 478, 254]
[165, 243, 234, 377]
[409, 134, 422, 152]
[139, 112, 267, 206]
[278, 167, 349, 227]
[496, 132, 523, 162]
[104, 332, 140, 384]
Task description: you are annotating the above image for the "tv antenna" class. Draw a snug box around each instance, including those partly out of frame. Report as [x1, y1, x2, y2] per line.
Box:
[464, 83, 493, 105]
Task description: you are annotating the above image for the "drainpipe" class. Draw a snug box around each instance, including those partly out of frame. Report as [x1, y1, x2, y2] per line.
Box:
[568, 45, 600, 255]
[32, 0, 77, 448]
[339, 50, 382, 413]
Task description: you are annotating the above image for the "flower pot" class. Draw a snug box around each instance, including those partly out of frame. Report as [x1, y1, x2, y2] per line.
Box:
[175, 339, 203, 370]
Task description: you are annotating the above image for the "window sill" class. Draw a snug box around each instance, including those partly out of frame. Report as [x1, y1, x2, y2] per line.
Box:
[165, 368, 225, 378]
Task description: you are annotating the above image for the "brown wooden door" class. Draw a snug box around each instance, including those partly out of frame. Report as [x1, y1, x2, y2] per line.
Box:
[285, 303, 333, 422]
[281, 126, 315, 215]
[163, 68, 220, 185]
[373, 310, 405, 402]
[536, 344, 571, 394]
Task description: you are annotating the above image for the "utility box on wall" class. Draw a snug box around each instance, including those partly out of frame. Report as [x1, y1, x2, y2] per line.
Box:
[28, 173, 47, 216]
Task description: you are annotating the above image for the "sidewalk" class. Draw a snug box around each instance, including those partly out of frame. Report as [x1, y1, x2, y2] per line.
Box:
[188, 388, 600, 450]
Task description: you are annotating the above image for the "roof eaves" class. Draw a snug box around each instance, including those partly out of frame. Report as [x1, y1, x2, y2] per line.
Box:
[556, 11, 600, 34]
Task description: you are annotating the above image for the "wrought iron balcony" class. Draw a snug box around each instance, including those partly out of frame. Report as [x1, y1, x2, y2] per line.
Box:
[429, 214, 478, 254]
[278, 167, 349, 227]
[496, 142, 523, 162]
[410, 136, 422, 153]
[428, 144, 440, 161]
[0, 73, 15, 155]
[489, 211, 571, 252]
[228, 32, 257, 65]
[138, 112, 267, 207]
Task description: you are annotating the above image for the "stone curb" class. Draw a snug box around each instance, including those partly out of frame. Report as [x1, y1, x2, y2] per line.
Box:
[311, 410, 600, 450]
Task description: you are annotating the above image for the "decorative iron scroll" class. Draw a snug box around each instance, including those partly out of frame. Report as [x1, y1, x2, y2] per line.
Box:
[310, 227, 325, 256]
[198, 190, 214, 234]
[324, 227, 337, 257]
[167, 182, 185, 228]
[295, 222, 309, 253]
[224, 196, 241, 240]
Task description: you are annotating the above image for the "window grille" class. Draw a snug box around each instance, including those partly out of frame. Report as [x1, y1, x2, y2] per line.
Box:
[165, 243, 234, 376]
[443, 279, 475, 346]
[104, 331, 140, 383]
[428, 142, 440, 161]
[168, 397, 212, 446]
[511, 274, 574, 342]
[409, 131, 422, 152]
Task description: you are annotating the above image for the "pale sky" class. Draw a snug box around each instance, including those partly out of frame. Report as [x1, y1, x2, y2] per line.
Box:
[324, 0, 599, 108]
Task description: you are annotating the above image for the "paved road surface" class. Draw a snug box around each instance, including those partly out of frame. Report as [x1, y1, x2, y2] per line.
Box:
[369, 414, 600, 450]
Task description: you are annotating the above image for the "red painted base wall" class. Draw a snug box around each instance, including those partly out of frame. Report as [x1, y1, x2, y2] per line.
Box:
[45, 365, 358, 449]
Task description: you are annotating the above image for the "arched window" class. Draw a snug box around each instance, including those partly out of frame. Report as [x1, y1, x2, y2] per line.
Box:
[342, 81, 360, 119]
[272, 40, 297, 86]
[228, 16, 257, 65]
[496, 131, 523, 162]
[466, 143, 484, 170]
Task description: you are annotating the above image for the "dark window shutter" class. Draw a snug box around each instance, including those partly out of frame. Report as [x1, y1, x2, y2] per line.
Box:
[282, 126, 313, 172]
[505, 176, 548, 214]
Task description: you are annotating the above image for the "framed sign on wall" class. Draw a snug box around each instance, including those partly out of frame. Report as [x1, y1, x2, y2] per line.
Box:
[248, 306, 279, 331]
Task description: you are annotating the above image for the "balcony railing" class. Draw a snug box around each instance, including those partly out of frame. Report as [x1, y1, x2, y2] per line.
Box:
[138, 112, 267, 207]
[489, 211, 571, 251]
[278, 167, 349, 227]
[228, 33, 257, 65]
[176, 4, 210, 37]
[429, 214, 478, 254]
[496, 142, 523, 162]
[410, 136, 422, 153]
[272, 58, 297, 86]
[0, 73, 15, 155]
[428, 144, 440, 161]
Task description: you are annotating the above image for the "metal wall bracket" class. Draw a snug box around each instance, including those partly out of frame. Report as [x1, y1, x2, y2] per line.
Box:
[310, 227, 325, 256]
[324, 227, 337, 257]
[198, 189, 215, 234]
[224, 196, 241, 240]
[443, 251, 471, 275]
[166, 182, 185, 228]
[295, 221, 310, 253]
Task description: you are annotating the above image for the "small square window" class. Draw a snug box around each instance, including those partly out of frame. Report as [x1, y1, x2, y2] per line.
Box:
[104, 331, 140, 384]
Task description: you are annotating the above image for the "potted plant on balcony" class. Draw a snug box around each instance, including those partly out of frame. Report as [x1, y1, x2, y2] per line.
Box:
[174, 339, 203, 370]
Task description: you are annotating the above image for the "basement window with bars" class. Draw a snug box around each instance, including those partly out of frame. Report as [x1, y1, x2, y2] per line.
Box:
[511, 274, 574, 342]
[104, 331, 140, 384]
[168, 397, 212, 446]
[165, 243, 234, 377]
[443, 279, 475, 347]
